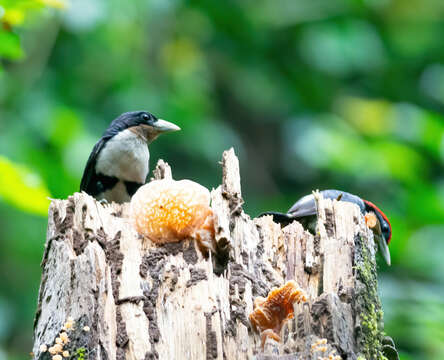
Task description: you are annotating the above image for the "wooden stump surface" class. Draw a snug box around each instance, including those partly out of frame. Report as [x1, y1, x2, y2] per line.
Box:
[32, 149, 386, 360]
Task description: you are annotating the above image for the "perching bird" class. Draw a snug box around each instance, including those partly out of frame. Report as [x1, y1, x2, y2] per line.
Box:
[80, 111, 180, 203]
[259, 189, 392, 265]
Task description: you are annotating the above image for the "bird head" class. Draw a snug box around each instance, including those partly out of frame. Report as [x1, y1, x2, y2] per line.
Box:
[363, 199, 392, 265]
[363, 200, 392, 244]
[108, 111, 181, 143]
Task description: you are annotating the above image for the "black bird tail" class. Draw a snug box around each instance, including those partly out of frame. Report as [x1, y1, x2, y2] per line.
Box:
[257, 211, 295, 226]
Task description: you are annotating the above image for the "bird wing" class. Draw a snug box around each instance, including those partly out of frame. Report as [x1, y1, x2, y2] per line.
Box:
[80, 138, 107, 195]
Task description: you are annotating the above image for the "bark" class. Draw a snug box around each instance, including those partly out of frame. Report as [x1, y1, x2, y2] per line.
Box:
[33, 148, 390, 360]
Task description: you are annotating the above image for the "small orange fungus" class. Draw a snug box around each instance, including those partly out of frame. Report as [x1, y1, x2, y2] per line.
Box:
[249, 280, 307, 342]
[131, 179, 214, 244]
[59, 332, 69, 344]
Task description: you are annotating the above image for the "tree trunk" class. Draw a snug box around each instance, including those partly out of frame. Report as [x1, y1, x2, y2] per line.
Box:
[32, 148, 389, 360]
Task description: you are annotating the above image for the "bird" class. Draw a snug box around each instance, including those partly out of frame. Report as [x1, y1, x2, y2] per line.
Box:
[259, 189, 392, 265]
[80, 110, 180, 203]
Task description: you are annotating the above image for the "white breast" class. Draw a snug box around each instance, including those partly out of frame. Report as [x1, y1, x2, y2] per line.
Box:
[96, 129, 149, 183]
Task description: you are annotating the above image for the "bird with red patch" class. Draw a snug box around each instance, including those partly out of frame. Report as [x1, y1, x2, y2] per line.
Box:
[259, 189, 392, 265]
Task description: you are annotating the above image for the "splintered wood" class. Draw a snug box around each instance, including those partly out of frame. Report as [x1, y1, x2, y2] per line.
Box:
[33, 148, 385, 360]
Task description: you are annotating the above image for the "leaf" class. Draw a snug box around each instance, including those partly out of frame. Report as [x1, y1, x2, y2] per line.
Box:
[3, 7, 25, 26]
[0, 155, 51, 216]
[0, 29, 24, 60]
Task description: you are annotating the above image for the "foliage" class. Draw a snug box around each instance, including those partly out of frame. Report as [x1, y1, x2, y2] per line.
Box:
[1, 1, 444, 359]
[0, 0, 66, 71]
[0, 156, 50, 215]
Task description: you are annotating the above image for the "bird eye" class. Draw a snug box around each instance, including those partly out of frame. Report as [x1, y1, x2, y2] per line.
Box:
[142, 113, 150, 121]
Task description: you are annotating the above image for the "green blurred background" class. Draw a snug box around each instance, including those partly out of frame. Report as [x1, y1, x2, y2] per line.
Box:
[1, 0, 444, 359]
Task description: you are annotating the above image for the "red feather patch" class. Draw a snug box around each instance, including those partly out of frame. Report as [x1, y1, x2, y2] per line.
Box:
[363, 199, 392, 244]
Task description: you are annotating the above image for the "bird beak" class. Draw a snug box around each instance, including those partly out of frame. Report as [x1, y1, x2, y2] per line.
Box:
[365, 212, 391, 266]
[153, 119, 181, 133]
[376, 234, 391, 266]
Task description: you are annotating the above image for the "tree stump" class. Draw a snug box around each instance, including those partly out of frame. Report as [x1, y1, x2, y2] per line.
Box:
[32, 148, 390, 360]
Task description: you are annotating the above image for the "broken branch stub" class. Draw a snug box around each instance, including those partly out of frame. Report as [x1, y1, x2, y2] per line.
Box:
[33, 148, 388, 360]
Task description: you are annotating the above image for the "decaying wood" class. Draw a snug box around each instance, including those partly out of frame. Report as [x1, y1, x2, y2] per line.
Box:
[33, 148, 389, 360]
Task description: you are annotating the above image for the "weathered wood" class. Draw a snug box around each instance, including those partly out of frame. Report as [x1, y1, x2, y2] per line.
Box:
[33, 148, 388, 360]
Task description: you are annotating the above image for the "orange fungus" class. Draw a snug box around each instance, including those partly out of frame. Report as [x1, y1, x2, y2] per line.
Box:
[130, 179, 214, 244]
[249, 280, 307, 342]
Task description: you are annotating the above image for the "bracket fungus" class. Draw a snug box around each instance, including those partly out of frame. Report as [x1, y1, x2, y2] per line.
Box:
[249, 280, 307, 344]
[130, 179, 215, 245]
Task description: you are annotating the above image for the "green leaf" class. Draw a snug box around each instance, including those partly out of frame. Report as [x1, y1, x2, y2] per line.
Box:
[0, 155, 51, 216]
[0, 29, 24, 60]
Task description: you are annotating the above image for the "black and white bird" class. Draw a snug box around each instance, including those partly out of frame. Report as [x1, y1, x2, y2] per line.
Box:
[80, 111, 180, 203]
